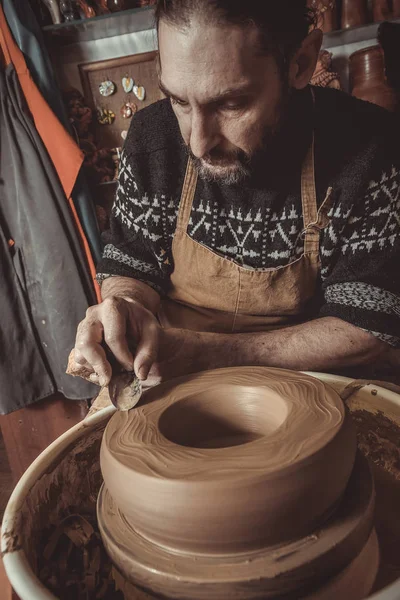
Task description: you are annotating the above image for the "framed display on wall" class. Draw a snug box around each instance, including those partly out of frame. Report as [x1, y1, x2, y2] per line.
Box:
[79, 50, 163, 149]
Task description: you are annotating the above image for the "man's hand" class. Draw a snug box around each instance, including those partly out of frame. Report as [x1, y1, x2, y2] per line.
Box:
[144, 328, 204, 387]
[73, 296, 161, 386]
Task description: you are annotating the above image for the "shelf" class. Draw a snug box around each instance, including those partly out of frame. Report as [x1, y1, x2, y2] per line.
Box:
[323, 18, 400, 50]
[43, 9, 400, 50]
[43, 5, 155, 46]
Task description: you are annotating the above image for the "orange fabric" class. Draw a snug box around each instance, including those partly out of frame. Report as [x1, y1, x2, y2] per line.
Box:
[0, 5, 101, 303]
[0, 6, 81, 198]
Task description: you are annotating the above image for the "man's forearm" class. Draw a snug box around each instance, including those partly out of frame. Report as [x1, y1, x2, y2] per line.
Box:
[191, 317, 390, 373]
[101, 276, 160, 315]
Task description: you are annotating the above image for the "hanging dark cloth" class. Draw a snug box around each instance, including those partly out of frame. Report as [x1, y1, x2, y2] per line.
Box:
[0, 62, 97, 414]
[3, 0, 103, 264]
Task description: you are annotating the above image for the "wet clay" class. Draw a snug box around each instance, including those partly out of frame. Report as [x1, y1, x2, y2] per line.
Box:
[100, 368, 357, 555]
[95, 367, 379, 600]
[111, 529, 380, 600]
[98, 451, 375, 600]
[8, 371, 400, 600]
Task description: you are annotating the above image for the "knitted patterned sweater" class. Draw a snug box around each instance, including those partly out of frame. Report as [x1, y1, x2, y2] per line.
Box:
[97, 86, 400, 348]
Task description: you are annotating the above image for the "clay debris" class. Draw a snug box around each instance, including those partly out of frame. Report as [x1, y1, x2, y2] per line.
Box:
[39, 514, 123, 600]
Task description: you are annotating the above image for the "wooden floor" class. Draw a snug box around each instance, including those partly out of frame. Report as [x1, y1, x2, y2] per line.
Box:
[0, 430, 13, 521]
[0, 429, 14, 600]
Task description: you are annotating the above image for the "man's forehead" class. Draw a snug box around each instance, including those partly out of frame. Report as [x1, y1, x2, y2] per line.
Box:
[158, 19, 263, 73]
[158, 21, 274, 102]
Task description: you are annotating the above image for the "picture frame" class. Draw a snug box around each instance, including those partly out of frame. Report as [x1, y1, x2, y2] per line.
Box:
[78, 50, 162, 149]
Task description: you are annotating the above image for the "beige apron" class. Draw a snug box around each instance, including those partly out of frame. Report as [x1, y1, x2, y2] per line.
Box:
[159, 136, 334, 334]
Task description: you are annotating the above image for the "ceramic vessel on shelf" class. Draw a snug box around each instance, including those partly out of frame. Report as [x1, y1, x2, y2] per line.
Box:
[76, 0, 96, 18]
[392, 0, 400, 17]
[308, 0, 338, 32]
[107, 0, 126, 12]
[341, 0, 368, 28]
[372, 0, 392, 21]
[40, 0, 62, 23]
[350, 45, 398, 111]
[59, 0, 80, 21]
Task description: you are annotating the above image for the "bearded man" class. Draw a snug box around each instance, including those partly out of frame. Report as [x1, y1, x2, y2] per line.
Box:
[73, 0, 400, 387]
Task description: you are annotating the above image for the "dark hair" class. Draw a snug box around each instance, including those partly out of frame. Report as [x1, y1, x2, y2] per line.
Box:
[155, 0, 317, 69]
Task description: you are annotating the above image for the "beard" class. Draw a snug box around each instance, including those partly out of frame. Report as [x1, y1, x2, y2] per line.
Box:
[188, 147, 252, 185]
[186, 88, 291, 186]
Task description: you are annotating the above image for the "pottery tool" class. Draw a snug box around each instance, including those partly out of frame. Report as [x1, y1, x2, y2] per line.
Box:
[93, 346, 142, 412]
[66, 346, 142, 412]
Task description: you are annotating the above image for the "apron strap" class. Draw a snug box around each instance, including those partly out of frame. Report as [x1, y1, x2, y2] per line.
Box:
[176, 159, 198, 232]
[301, 133, 334, 254]
[301, 88, 334, 255]
[301, 133, 322, 255]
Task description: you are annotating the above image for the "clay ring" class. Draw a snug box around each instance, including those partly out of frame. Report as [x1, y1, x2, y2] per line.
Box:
[100, 367, 356, 555]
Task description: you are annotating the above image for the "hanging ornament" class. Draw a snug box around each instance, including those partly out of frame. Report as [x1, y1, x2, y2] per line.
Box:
[133, 84, 146, 101]
[120, 102, 138, 119]
[121, 130, 128, 140]
[99, 80, 116, 97]
[122, 76, 134, 93]
[96, 108, 116, 125]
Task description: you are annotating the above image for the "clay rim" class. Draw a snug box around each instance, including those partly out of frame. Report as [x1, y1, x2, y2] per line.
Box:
[102, 367, 348, 482]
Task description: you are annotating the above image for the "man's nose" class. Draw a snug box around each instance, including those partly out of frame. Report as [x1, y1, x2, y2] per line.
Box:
[189, 111, 220, 159]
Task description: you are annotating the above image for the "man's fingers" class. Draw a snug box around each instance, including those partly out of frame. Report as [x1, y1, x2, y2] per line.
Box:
[134, 323, 159, 380]
[76, 314, 112, 386]
[100, 299, 135, 372]
[74, 348, 89, 366]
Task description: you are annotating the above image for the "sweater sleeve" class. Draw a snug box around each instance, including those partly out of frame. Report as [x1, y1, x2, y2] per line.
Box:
[319, 163, 400, 348]
[96, 150, 174, 296]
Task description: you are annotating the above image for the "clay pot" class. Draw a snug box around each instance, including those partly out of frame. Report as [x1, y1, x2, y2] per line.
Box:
[98, 373, 374, 600]
[308, 1, 338, 33]
[107, 0, 125, 11]
[100, 368, 356, 556]
[40, 0, 62, 23]
[372, 0, 392, 22]
[341, 0, 368, 29]
[394, 0, 400, 17]
[350, 45, 398, 111]
[76, 0, 96, 18]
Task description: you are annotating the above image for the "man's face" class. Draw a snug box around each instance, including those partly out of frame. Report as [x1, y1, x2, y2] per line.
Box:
[158, 19, 287, 185]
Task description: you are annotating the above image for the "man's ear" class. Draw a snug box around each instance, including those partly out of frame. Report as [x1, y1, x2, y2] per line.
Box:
[288, 29, 323, 90]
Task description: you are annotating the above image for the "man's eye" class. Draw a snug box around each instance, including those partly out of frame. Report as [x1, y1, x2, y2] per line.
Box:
[171, 97, 189, 107]
[223, 101, 246, 111]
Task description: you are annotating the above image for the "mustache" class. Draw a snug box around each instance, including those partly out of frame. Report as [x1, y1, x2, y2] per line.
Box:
[187, 145, 252, 167]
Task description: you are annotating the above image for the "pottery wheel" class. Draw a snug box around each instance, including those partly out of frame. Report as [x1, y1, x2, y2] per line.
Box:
[97, 367, 373, 599]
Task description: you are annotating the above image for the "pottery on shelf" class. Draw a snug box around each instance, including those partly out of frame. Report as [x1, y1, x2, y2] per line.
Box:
[107, 0, 126, 12]
[91, 0, 110, 14]
[75, 0, 96, 18]
[95, 367, 380, 600]
[59, 0, 80, 21]
[308, 0, 338, 33]
[393, 0, 400, 17]
[378, 21, 400, 98]
[372, 0, 392, 22]
[40, 0, 62, 23]
[350, 45, 399, 111]
[341, 0, 368, 29]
